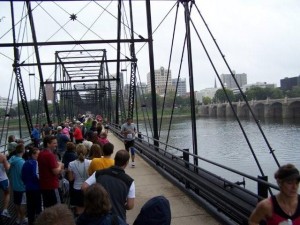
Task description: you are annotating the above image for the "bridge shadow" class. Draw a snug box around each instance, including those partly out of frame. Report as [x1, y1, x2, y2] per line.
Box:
[0, 189, 18, 225]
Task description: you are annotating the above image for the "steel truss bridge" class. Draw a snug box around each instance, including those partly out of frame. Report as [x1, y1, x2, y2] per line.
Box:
[0, 1, 284, 225]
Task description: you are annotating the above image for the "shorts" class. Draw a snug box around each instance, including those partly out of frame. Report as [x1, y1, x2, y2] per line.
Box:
[70, 189, 84, 207]
[124, 140, 134, 151]
[0, 179, 9, 191]
[13, 191, 26, 205]
[41, 189, 61, 208]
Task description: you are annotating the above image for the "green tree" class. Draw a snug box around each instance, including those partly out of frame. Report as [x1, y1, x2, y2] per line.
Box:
[245, 87, 265, 100]
[269, 88, 284, 99]
[245, 87, 284, 100]
[286, 87, 300, 98]
[0, 108, 5, 118]
[9, 108, 18, 117]
[234, 93, 244, 102]
[213, 88, 235, 103]
[202, 96, 212, 105]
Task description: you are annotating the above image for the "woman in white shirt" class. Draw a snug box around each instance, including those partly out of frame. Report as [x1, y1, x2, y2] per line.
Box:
[68, 144, 91, 216]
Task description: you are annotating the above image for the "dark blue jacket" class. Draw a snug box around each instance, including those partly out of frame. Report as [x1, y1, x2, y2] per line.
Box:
[62, 151, 77, 169]
[21, 159, 39, 191]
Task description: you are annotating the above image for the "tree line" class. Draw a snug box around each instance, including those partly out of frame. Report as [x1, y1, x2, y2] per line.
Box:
[2, 86, 300, 118]
[202, 86, 300, 105]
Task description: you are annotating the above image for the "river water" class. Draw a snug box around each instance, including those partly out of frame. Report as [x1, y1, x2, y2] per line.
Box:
[139, 117, 300, 192]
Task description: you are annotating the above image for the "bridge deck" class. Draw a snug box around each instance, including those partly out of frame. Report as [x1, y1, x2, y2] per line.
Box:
[108, 133, 220, 225]
[0, 132, 220, 225]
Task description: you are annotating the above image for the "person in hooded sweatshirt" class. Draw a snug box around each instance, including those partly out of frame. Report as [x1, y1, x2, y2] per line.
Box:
[8, 143, 27, 225]
[22, 147, 41, 225]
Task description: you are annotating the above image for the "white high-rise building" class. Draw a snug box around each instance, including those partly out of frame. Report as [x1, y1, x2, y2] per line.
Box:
[220, 71, 247, 89]
[109, 72, 124, 95]
[45, 79, 54, 103]
[172, 78, 187, 96]
[137, 82, 148, 95]
[0, 96, 12, 109]
[147, 66, 173, 96]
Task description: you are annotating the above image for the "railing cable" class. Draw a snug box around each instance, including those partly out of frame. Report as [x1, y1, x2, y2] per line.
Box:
[194, 3, 280, 168]
[189, 3, 267, 181]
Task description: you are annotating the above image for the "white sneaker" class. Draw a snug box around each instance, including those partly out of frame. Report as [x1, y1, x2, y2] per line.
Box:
[1, 209, 11, 218]
[131, 162, 135, 167]
[15, 218, 28, 225]
[22, 217, 28, 224]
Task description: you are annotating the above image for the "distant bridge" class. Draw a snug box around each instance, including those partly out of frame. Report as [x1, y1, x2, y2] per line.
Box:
[198, 97, 300, 119]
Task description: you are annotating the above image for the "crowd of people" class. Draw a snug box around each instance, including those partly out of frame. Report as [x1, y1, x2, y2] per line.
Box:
[5, 113, 299, 225]
[0, 114, 144, 225]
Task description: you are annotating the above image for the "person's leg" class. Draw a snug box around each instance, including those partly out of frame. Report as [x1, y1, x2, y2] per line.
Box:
[33, 190, 42, 223]
[124, 141, 129, 151]
[42, 189, 61, 208]
[129, 140, 135, 166]
[26, 191, 34, 225]
[3, 189, 10, 210]
[1, 180, 10, 210]
[130, 147, 135, 163]
[13, 191, 26, 224]
[0, 180, 11, 217]
[27, 190, 41, 225]
[75, 189, 85, 216]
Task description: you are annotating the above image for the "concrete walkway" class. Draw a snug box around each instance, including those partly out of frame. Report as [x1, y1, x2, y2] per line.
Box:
[108, 133, 220, 225]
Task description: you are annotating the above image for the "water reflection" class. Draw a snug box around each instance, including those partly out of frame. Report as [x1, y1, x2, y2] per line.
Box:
[139, 117, 300, 192]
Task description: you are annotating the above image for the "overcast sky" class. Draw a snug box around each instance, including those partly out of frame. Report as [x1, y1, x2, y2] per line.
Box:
[0, 0, 299, 102]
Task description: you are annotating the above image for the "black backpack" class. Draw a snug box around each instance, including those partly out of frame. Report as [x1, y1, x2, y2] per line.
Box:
[133, 196, 171, 225]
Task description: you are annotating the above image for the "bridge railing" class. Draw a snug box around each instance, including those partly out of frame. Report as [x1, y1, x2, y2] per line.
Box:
[109, 123, 279, 225]
[0, 136, 33, 154]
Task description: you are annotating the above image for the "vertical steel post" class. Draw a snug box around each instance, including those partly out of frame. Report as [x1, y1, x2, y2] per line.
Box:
[11, 1, 33, 136]
[115, 0, 122, 124]
[183, 0, 198, 166]
[145, 0, 159, 147]
[26, 1, 50, 125]
[258, 175, 268, 199]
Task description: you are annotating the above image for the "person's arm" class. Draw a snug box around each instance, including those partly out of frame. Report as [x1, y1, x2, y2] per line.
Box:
[68, 169, 74, 182]
[126, 198, 134, 210]
[125, 181, 135, 210]
[133, 124, 137, 135]
[0, 153, 10, 170]
[52, 161, 64, 175]
[249, 199, 270, 225]
[88, 160, 94, 176]
[120, 125, 126, 136]
[81, 172, 96, 191]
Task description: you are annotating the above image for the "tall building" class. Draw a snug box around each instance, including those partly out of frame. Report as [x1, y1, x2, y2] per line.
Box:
[147, 66, 173, 96]
[172, 78, 187, 96]
[0, 96, 12, 109]
[220, 72, 247, 89]
[137, 82, 148, 96]
[109, 72, 124, 95]
[280, 75, 300, 91]
[45, 79, 54, 103]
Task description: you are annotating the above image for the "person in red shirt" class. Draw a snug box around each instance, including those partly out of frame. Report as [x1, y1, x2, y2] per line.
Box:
[73, 123, 83, 144]
[249, 164, 300, 225]
[38, 135, 64, 208]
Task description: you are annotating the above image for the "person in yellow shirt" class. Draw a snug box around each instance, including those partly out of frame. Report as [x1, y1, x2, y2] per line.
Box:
[88, 143, 114, 176]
